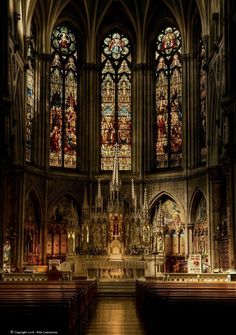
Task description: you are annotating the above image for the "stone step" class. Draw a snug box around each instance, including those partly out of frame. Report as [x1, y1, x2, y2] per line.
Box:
[97, 280, 136, 297]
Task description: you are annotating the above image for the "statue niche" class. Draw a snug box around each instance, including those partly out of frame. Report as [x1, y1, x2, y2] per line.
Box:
[108, 213, 123, 260]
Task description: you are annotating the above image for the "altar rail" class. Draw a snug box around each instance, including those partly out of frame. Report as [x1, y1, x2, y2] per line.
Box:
[85, 260, 146, 269]
[0, 271, 72, 281]
[151, 272, 232, 282]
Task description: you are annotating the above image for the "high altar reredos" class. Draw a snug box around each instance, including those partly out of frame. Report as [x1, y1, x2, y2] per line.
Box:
[65, 145, 166, 280]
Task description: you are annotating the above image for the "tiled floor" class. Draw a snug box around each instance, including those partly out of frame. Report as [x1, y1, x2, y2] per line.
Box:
[84, 298, 147, 335]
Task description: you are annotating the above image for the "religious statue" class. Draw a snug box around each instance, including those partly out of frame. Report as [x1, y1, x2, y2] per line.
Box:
[113, 215, 119, 236]
[3, 240, 11, 266]
[67, 231, 75, 253]
[143, 224, 150, 244]
[157, 235, 164, 253]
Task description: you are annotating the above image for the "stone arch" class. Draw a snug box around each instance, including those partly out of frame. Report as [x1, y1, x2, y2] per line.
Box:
[47, 192, 81, 261]
[189, 187, 207, 223]
[150, 191, 186, 273]
[48, 192, 80, 219]
[149, 191, 185, 222]
[189, 188, 210, 271]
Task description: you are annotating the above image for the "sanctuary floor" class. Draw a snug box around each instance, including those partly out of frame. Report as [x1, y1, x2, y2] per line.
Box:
[83, 298, 147, 335]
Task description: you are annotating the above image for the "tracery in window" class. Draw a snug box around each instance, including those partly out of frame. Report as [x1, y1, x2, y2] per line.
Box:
[155, 27, 182, 168]
[101, 32, 132, 170]
[50, 25, 78, 168]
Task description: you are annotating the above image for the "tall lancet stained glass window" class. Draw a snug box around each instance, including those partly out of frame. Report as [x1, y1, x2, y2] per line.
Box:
[50, 25, 78, 168]
[155, 27, 182, 168]
[199, 38, 207, 163]
[25, 60, 34, 162]
[101, 32, 132, 170]
[25, 36, 35, 163]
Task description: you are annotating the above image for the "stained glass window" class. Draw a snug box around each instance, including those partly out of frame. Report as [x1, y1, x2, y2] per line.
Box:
[50, 25, 78, 168]
[25, 38, 35, 163]
[101, 32, 132, 170]
[199, 39, 207, 163]
[155, 27, 182, 168]
[25, 65, 34, 162]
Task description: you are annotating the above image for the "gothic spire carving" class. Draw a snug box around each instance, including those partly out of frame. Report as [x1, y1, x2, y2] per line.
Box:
[142, 188, 149, 219]
[82, 188, 89, 219]
[109, 143, 122, 211]
[110, 143, 121, 193]
[131, 178, 137, 213]
[95, 179, 103, 211]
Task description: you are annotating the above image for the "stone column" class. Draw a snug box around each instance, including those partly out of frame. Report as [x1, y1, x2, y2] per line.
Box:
[133, 63, 149, 175]
[187, 223, 194, 255]
[38, 221, 45, 265]
[221, 155, 236, 270]
[0, 0, 10, 266]
[80, 63, 98, 176]
[38, 53, 51, 169]
[209, 167, 224, 270]
[182, 53, 198, 169]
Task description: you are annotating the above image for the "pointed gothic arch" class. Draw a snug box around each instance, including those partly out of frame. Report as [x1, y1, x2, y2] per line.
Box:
[47, 194, 81, 259]
[190, 188, 209, 271]
[150, 192, 186, 273]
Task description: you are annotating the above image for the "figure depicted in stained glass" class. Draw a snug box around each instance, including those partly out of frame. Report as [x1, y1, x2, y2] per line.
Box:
[59, 32, 70, 49]
[157, 114, 166, 139]
[170, 94, 182, 153]
[64, 93, 77, 167]
[104, 32, 129, 59]
[50, 107, 62, 154]
[161, 27, 176, 51]
[157, 57, 167, 70]
[101, 115, 115, 144]
[118, 115, 131, 144]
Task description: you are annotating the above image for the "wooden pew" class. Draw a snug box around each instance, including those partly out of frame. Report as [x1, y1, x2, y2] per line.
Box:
[0, 279, 97, 335]
[0, 291, 78, 334]
[136, 280, 236, 334]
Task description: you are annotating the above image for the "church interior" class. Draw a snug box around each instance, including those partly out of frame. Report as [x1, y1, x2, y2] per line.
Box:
[1, 0, 236, 334]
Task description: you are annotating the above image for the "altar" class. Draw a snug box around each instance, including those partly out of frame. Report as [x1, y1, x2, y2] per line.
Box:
[85, 259, 146, 279]
[71, 255, 147, 279]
